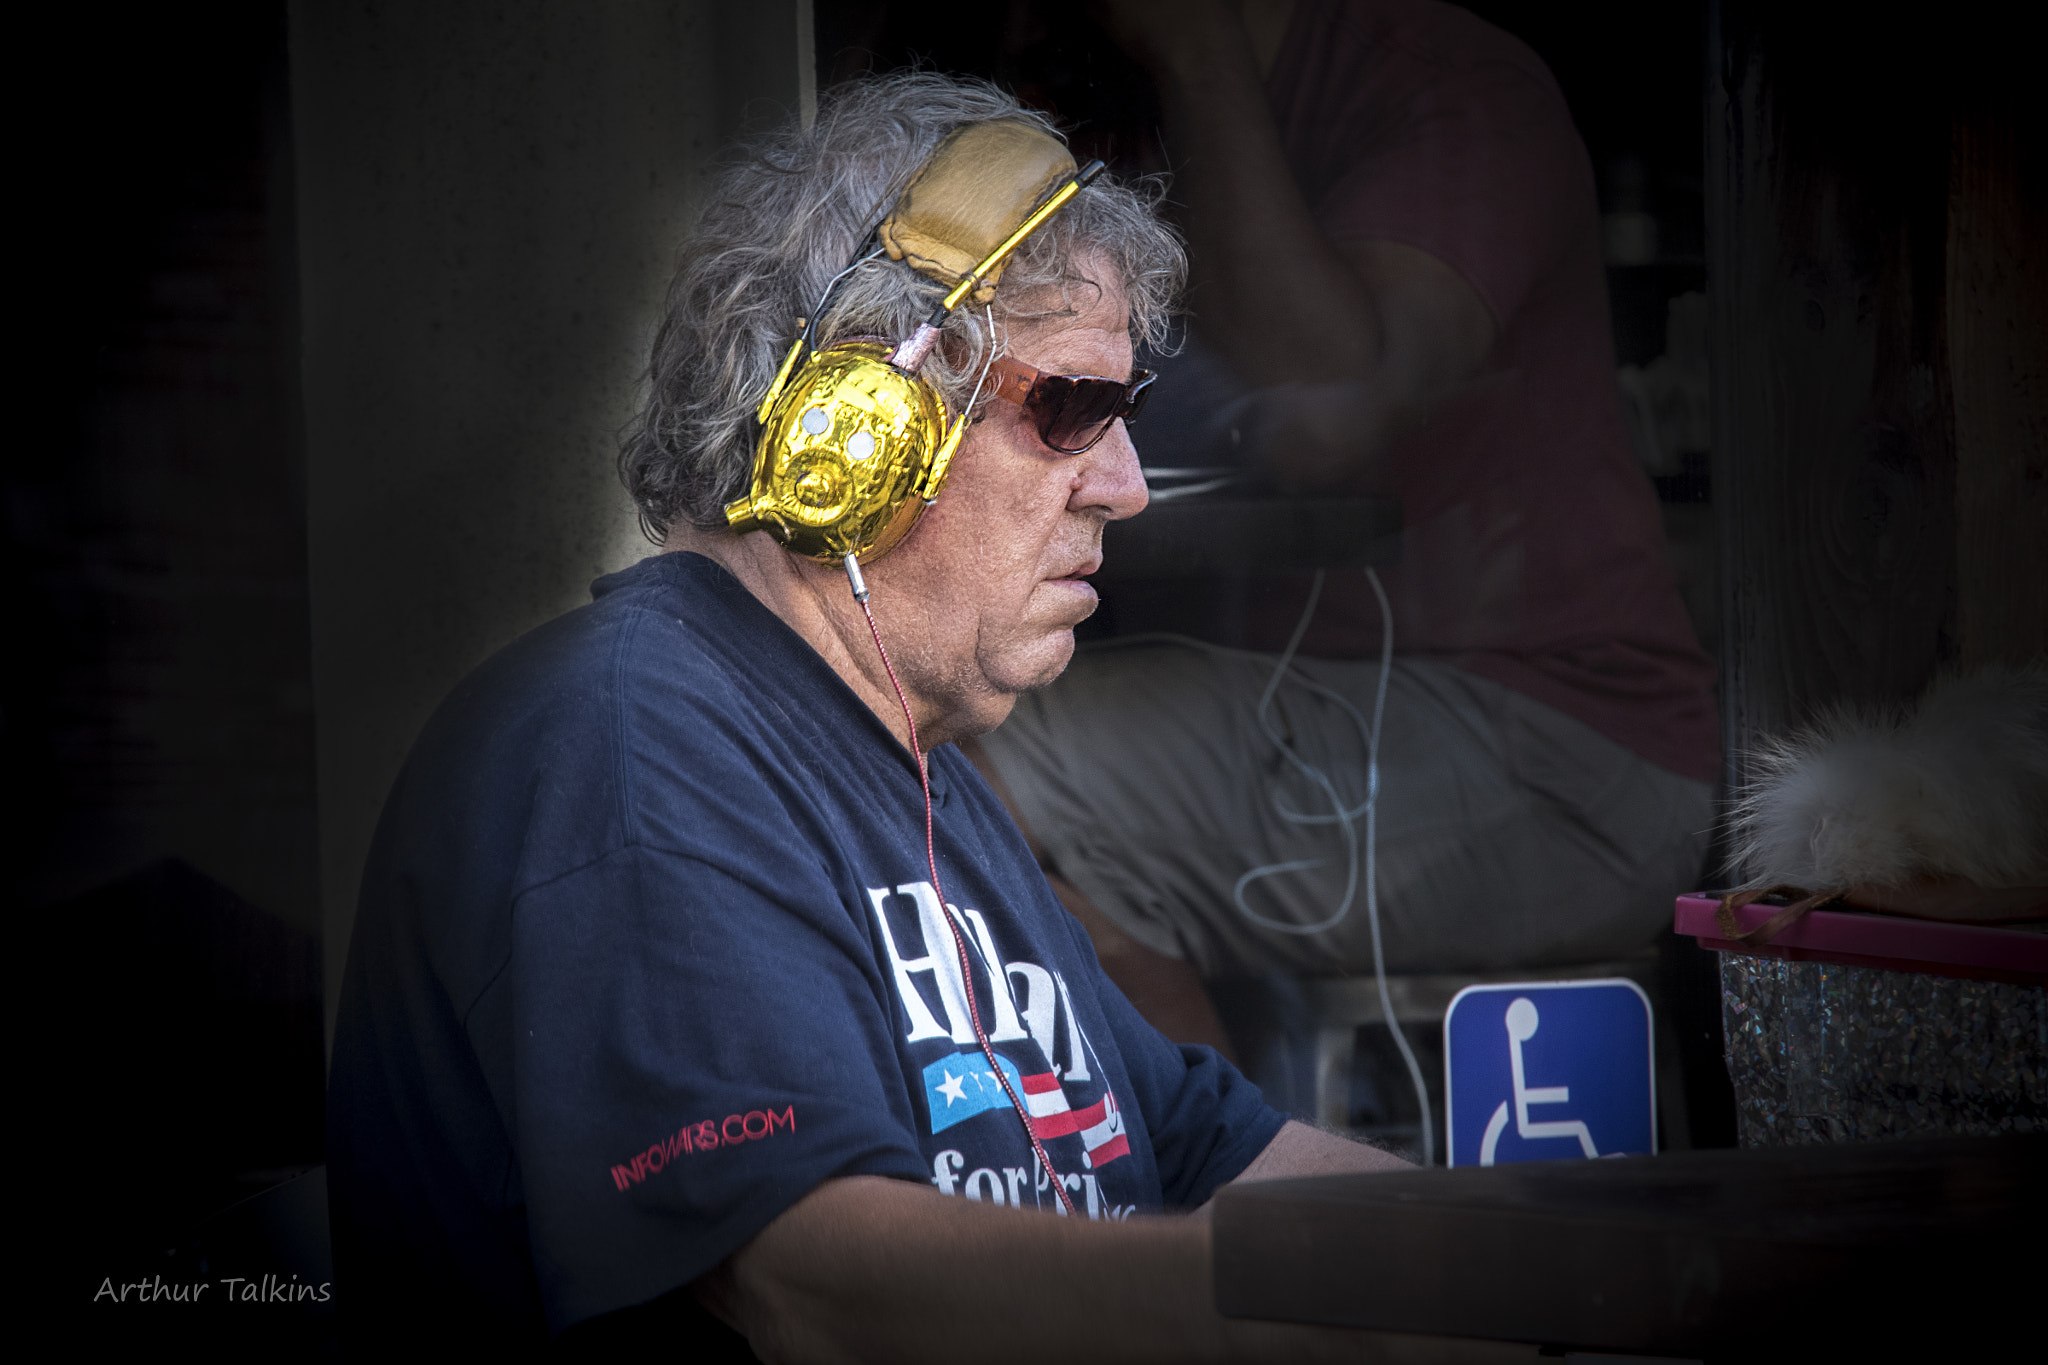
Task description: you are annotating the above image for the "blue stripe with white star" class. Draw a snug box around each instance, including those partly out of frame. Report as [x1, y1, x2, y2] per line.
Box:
[922, 1051, 1027, 1134]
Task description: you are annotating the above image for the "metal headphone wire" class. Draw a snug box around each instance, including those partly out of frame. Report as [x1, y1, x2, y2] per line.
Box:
[942, 304, 1002, 474]
[798, 244, 888, 353]
[848, 565, 1080, 1217]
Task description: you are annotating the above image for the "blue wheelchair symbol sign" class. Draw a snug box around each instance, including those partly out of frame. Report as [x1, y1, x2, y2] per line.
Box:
[1444, 980, 1655, 1167]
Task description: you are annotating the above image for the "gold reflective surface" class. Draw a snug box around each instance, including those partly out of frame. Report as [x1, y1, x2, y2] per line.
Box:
[725, 342, 958, 563]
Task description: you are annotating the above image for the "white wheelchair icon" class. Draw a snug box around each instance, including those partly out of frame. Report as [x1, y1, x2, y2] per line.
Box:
[1478, 996, 1599, 1165]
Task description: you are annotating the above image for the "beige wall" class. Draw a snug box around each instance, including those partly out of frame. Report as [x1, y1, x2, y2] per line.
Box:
[290, 1, 812, 1044]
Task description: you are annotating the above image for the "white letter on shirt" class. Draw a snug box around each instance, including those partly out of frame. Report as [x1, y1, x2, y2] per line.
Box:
[868, 883, 973, 1043]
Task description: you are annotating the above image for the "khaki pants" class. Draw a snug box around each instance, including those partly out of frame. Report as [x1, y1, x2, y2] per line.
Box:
[979, 637, 1714, 979]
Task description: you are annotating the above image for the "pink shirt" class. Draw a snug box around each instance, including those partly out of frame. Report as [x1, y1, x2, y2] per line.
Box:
[1251, 0, 1719, 784]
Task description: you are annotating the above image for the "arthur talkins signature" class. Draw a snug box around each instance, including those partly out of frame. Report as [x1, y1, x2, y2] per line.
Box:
[95, 1273, 331, 1305]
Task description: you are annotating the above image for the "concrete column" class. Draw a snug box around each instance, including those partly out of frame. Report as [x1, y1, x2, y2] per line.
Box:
[290, 1, 811, 1041]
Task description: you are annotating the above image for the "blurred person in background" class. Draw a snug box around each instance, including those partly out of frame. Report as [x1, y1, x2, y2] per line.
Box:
[972, 0, 1717, 1051]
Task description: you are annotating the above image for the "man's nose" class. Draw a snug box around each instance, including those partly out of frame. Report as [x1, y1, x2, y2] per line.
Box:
[1075, 421, 1148, 521]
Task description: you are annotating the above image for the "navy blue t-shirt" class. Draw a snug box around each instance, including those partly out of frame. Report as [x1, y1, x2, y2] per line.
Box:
[328, 551, 1284, 1342]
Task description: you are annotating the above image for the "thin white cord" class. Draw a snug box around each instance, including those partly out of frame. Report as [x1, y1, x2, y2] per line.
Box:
[1226, 566, 1433, 1165]
[961, 304, 1000, 416]
[1139, 466, 1241, 479]
[1361, 568, 1432, 1167]
[1141, 466, 1251, 503]
[1231, 571, 1359, 935]
[1145, 476, 1248, 503]
[801, 244, 887, 347]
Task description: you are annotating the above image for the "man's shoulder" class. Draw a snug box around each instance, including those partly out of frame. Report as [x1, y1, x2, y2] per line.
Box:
[382, 552, 842, 874]
[585, 551, 872, 764]
[439, 551, 795, 742]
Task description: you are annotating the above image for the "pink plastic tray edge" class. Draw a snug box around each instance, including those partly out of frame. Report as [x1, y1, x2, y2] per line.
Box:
[1674, 894, 2048, 973]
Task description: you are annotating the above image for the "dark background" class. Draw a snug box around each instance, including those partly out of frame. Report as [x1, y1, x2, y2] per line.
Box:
[15, 1, 2043, 1341]
[815, 1, 1708, 355]
[13, 3, 1717, 1249]
[17, 0, 327, 1278]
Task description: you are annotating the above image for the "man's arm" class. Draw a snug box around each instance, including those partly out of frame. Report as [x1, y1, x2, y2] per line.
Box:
[1227, 1117, 1412, 1182]
[708, 1171, 1530, 1365]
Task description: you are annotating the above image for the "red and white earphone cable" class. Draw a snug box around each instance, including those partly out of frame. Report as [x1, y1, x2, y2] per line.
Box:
[848, 556, 1077, 1217]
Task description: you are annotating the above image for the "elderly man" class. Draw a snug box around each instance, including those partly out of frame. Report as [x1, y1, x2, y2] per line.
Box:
[326, 73, 1522, 1361]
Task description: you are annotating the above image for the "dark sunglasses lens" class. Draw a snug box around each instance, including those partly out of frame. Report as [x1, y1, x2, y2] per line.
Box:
[1034, 377, 1135, 453]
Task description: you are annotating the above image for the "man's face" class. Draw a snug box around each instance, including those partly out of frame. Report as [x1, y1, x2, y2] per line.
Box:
[867, 263, 1146, 739]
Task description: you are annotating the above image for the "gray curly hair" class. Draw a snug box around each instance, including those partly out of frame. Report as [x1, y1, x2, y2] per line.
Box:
[618, 71, 1186, 543]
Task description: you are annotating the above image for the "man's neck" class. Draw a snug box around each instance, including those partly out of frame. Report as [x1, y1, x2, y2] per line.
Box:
[663, 526, 928, 754]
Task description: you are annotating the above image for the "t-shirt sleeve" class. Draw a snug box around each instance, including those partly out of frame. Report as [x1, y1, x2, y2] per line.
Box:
[1063, 918, 1287, 1208]
[1310, 55, 1586, 330]
[505, 841, 930, 1330]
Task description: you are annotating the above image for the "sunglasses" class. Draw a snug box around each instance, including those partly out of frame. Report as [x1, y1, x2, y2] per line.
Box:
[986, 356, 1155, 454]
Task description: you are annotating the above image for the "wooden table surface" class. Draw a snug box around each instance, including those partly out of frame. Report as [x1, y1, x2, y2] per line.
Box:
[1213, 1133, 2042, 1360]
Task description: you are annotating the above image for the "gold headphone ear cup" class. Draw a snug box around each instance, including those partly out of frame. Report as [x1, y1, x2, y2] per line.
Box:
[915, 413, 970, 505]
[755, 337, 809, 425]
[732, 341, 950, 563]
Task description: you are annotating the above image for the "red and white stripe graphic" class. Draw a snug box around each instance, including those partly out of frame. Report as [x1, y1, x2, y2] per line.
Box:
[1020, 1073, 1130, 1169]
[1078, 1091, 1131, 1169]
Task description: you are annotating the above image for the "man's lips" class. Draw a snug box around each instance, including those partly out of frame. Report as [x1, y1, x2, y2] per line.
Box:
[1040, 561, 1101, 617]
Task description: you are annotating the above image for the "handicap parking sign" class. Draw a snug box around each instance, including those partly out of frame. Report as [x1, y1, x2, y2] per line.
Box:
[1444, 980, 1655, 1168]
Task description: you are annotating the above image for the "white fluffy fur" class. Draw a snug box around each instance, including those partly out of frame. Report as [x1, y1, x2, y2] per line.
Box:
[1729, 665, 2048, 890]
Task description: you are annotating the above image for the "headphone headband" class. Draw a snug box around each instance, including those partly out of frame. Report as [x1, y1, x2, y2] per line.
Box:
[725, 124, 1105, 565]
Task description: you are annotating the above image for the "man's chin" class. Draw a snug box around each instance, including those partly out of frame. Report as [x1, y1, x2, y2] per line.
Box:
[987, 628, 1078, 697]
[1026, 628, 1081, 691]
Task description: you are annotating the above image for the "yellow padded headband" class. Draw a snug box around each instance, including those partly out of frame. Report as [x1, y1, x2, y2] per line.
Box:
[879, 122, 1077, 305]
